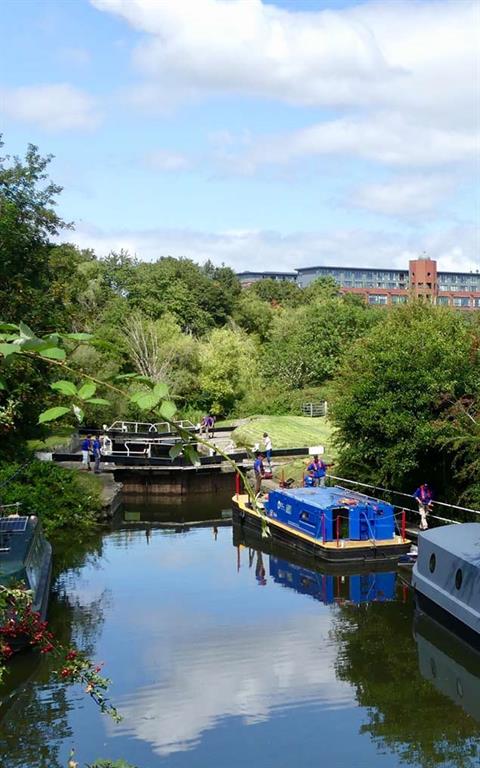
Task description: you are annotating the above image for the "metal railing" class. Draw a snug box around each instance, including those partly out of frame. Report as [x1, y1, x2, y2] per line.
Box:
[105, 419, 195, 434]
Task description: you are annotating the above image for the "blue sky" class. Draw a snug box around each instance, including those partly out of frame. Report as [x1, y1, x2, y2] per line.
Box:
[1, 0, 478, 272]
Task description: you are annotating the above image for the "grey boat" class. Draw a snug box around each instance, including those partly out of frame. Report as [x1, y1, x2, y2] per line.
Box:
[0, 511, 52, 648]
[412, 523, 480, 649]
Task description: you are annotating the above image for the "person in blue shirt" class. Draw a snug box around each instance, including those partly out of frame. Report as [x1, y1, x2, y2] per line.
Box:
[413, 483, 433, 530]
[253, 452, 265, 495]
[81, 436, 92, 471]
[307, 455, 328, 487]
[92, 436, 102, 474]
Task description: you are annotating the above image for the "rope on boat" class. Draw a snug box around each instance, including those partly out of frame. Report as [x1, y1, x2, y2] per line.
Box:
[328, 474, 480, 518]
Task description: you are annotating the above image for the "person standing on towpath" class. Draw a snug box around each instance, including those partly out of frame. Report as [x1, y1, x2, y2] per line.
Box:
[263, 432, 272, 471]
[81, 435, 92, 471]
[413, 483, 433, 530]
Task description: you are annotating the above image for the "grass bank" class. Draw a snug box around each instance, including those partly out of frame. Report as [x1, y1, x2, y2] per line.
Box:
[232, 415, 335, 451]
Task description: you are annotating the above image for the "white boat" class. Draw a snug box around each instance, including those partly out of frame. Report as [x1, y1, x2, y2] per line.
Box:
[412, 523, 480, 649]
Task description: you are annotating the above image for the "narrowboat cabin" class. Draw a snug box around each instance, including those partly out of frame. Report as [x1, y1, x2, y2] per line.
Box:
[0, 509, 52, 647]
[232, 486, 410, 563]
[412, 523, 480, 649]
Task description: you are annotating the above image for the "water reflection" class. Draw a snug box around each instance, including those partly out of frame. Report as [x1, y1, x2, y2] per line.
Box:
[415, 611, 480, 723]
[1, 497, 480, 768]
[269, 557, 396, 605]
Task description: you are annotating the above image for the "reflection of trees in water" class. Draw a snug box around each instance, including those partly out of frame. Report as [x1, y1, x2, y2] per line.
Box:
[332, 600, 480, 768]
[0, 534, 109, 768]
[0, 655, 73, 768]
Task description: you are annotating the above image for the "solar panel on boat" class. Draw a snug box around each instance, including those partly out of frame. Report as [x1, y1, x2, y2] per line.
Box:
[0, 516, 29, 533]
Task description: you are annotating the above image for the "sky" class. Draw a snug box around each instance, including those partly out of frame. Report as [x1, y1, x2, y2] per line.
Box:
[1, 0, 479, 273]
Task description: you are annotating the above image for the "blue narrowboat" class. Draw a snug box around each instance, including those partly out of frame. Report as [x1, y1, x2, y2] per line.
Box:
[232, 486, 411, 563]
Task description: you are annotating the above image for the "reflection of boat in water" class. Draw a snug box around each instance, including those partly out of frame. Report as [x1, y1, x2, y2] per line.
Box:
[270, 557, 396, 605]
[412, 523, 480, 649]
[0, 508, 52, 650]
[233, 487, 410, 564]
[234, 519, 398, 604]
[414, 610, 480, 723]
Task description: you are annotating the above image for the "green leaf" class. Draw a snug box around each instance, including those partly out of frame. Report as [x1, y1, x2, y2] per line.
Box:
[115, 373, 140, 380]
[0, 378, 5, 390]
[18, 321, 35, 339]
[130, 389, 155, 404]
[20, 338, 53, 351]
[134, 392, 161, 411]
[0, 343, 19, 358]
[153, 381, 168, 399]
[51, 380, 77, 396]
[160, 400, 177, 420]
[63, 332, 94, 341]
[39, 347, 66, 360]
[183, 445, 200, 465]
[84, 398, 110, 406]
[77, 382, 96, 400]
[169, 443, 184, 459]
[38, 406, 71, 424]
[0, 323, 19, 332]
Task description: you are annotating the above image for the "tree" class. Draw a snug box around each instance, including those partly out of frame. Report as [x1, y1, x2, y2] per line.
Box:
[262, 296, 376, 389]
[331, 302, 480, 496]
[198, 328, 259, 414]
[250, 278, 304, 308]
[0, 137, 71, 327]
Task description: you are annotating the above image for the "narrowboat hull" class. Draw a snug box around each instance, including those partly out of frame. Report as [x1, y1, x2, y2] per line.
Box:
[232, 496, 411, 564]
[412, 523, 480, 650]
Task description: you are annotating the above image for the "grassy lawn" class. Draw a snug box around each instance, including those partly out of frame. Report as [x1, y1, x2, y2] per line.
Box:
[232, 415, 335, 452]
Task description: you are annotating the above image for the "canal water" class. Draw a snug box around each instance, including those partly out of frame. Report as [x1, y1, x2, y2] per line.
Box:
[1, 492, 480, 768]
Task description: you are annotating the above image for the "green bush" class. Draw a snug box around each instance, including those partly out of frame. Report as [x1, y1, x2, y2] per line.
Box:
[236, 385, 331, 417]
[0, 460, 101, 541]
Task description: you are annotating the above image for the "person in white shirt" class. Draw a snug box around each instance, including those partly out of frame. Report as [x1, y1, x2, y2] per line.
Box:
[263, 432, 272, 470]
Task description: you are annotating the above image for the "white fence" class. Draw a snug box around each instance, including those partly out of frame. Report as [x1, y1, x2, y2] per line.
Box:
[301, 402, 328, 417]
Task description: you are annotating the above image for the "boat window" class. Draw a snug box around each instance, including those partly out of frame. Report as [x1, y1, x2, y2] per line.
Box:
[429, 553, 436, 573]
[285, 504, 292, 515]
[300, 511, 310, 522]
[455, 568, 463, 590]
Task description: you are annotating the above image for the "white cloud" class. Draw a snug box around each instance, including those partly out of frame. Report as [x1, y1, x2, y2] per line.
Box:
[91, 0, 477, 119]
[110, 612, 353, 756]
[352, 174, 458, 217]
[145, 149, 191, 172]
[222, 115, 479, 173]
[0, 83, 99, 132]
[90, 0, 480, 172]
[68, 221, 480, 274]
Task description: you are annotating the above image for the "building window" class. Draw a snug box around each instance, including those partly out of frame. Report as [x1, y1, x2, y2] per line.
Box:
[474, 299, 480, 308]
[368, 295, 388, 305]
[436, 296, 449, 305]
[391, 295, 407, 304]
[453, 297, 470, 307]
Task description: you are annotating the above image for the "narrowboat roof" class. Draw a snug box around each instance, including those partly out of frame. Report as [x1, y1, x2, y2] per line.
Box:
[270, 486, 389, 510]
[0, 516, 38, 581]
[419, 523, 480, 563]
